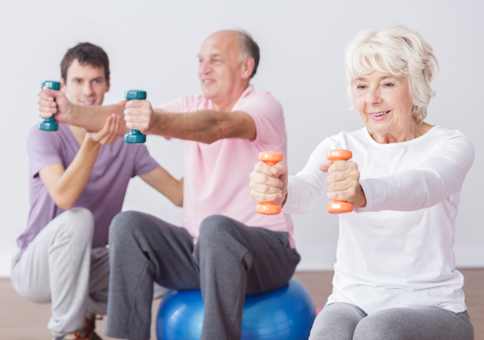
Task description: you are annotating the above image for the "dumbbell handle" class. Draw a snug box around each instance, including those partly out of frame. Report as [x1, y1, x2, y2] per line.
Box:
[326, 149, 353, 214]
[39, 80, 61, 131]
[256, 152, 284, 215]
[124, 90, 147, 144]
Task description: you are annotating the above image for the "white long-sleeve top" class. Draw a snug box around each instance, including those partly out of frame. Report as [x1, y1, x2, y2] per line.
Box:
[283, 125, 475, 314]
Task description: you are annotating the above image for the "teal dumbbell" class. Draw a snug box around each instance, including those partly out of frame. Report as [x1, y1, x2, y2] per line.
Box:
[124, 90, 147, 144]
[39, 80, 61, 131]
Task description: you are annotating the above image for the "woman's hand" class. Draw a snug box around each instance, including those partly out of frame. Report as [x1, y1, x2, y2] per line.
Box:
[320, 161, 367, 208]
[249, 162, 288, 207]
[87, 114, 121, 145]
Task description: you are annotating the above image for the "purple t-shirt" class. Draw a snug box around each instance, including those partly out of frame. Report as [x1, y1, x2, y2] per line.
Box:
[13, 123, 159, 262]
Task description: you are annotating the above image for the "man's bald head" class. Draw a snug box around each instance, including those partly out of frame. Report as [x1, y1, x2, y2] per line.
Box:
[204, 30, 260, 79]
[197, 29, 259, 110]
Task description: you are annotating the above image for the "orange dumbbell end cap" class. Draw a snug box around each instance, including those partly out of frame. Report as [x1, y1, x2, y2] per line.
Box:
[257, 202, 282, 215]
[259, 152, 284, 166]
[327, 201, 353, 214]
[327, 149, 352, 162]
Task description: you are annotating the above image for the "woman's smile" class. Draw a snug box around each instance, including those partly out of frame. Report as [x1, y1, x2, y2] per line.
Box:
[368, 110, 391, 121]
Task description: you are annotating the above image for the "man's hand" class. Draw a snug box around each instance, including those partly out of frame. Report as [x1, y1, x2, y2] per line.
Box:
[120, 99, 157, 134]
[249, 162, 288, 207]
[319, 161, 366, 208]
[38, 87, 73, 123]
[87, 114, 121, 145]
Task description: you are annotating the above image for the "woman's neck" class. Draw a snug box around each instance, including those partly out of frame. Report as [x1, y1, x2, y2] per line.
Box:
[368, 121, 433, 144]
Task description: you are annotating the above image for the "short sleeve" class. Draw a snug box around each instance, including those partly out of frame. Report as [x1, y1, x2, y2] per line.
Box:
[157, 95, 204, 113]
[234, 92, 286, 149]
[157, 98, 185, 113]
[27, 125, 64, 178]
[132, 145, 160, 177]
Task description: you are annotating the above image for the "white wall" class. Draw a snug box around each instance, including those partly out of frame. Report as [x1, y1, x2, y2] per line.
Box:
[1, 0, 483, 276]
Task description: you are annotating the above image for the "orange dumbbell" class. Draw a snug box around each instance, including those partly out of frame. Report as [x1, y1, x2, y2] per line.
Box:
[256, 151, 284, 215]
[327, 149, 353, 214]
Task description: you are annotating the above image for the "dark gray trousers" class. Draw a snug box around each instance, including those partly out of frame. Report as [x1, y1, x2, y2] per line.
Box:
[105, 212, 300, 340]
[309, 302, 474, 340]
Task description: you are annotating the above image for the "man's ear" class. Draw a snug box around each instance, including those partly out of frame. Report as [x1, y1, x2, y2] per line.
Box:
[106, 77, 111, 93]
[241, 56, 255, 80]
[59, 77, 67, 94]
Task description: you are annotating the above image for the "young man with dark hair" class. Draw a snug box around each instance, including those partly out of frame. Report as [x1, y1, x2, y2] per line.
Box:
[12, 42, 183, 340]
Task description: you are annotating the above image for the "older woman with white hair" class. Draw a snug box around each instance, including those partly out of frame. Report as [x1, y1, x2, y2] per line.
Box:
[249, 25, 474, 339]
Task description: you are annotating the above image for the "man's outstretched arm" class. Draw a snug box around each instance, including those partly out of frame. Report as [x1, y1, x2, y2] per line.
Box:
[38, 87, 128, 134]
[39, 87, 256, 142]
[122, 99, 257, 144]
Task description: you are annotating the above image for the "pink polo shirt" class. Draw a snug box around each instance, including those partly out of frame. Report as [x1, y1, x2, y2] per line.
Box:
[158, 85, 294, 247]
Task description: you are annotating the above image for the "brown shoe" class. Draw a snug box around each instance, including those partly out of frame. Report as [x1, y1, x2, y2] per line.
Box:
[54, 332, 83, 340]
[78, 314, 103, 340]
[89, 332, 103, 340]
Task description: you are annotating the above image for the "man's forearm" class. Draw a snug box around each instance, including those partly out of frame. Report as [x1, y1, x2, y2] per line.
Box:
[67, 104, 128, 135]
[42, 138, 102, 210]
[149, 109, 255, 143]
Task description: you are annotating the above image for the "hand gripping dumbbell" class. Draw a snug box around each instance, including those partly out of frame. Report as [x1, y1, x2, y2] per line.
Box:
[256, 151, 284, 215]
[39, 80, 61, 131]
[326, 149, 353, 214]
[124, 90, 147, 144]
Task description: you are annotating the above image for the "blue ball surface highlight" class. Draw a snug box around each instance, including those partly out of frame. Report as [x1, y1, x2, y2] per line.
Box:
[156, 278, 315, 340]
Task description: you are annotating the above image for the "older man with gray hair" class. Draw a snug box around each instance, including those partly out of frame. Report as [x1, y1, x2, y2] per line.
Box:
[38, 29, 299, 340]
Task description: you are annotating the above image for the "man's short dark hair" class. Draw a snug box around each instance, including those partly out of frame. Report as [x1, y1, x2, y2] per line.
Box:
[61, 42, 110, 81]
[237, 30, 260, 79]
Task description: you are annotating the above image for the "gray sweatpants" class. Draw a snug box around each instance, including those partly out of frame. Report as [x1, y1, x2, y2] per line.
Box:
[309, 302, 474, 340]
[11, 208, 110, 336]
[105, 212, 301, 340]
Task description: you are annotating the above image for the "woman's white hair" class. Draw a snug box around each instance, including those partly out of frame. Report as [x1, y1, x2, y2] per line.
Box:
[345, 24, 439, 122]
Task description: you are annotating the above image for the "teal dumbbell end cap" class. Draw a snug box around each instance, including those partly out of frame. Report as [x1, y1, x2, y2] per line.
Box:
[39, 80, 61, 131]
[41, 80, 61, 91]
[125, 90, 147, 100]
[124, 90, 147, 144]
[124, 129, 147, 143]
[39, 117, 59, 131]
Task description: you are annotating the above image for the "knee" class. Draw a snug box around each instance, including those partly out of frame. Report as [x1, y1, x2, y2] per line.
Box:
[58, 207, 94, 243]
[109, 211, 158, 250]
[308, 312, 327, 340]
[198, 215, 237, 245]
[109, 211, 142, 243]
[353, 312, 395, 340]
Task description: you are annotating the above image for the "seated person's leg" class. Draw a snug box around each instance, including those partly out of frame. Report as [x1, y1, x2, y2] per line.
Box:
[106, 211, 200, 340]
[353, 307, 474, 340]
[88, 247, 110, 315]
[70, 246, 109, 340]
[11, 208, 94, 338]
[194, 215, 301, 340]
[309, 303, 366, 340]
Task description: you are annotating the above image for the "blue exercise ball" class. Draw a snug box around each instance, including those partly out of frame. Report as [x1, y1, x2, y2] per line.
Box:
[156, 277, 315, 340]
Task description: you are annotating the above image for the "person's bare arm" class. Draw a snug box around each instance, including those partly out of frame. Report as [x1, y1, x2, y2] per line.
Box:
[139, 167, 184, 207]
[39, 115, 121, 210]
[38, 87, 128, 134]
[122, 99, 256, 144]
[151, 109, 256, 143]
